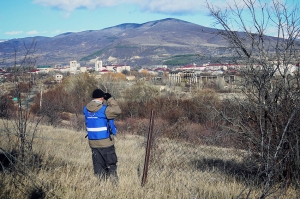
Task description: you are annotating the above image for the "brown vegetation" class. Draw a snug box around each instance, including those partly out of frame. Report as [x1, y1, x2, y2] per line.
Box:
[1, 64, 299, 198]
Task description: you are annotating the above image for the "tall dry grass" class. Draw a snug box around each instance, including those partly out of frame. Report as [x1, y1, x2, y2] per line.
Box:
[0, 123, 298, 199]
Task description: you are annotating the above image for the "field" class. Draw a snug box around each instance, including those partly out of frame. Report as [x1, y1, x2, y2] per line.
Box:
[1, 122, 298, 199]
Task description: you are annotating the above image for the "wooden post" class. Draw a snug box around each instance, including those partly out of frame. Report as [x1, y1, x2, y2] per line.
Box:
[141, 110, 155, 187]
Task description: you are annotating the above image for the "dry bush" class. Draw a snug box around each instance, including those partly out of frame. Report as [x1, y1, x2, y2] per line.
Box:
[39, 87, 67, 126]
[119, 113, 223, 147]
[60, 112, 71, 121]
[190, 89, 221, 122]
[118, 100, 143, 119]
[120, 89, 221, 124]
[0, 94, 15, 118]
[119, 92, 223, 147]
[17, 82, 33, 93]
[101, 72, 126, 81]
[61, 73, 97, 111]
[179, 122, 205, 144]
[118, 117, 152, 136]
[161, 117, 195, 141]
[123, 82, 159, 104]
[29, 99, 40, 115]
[68, 113, 85, 131]
[114, 117, 140, 134]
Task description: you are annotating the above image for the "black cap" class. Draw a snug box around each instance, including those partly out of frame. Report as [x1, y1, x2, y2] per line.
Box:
[92, 89, 105, 98]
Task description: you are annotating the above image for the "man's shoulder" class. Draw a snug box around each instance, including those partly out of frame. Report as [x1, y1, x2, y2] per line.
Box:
[86, 100, 103, 112]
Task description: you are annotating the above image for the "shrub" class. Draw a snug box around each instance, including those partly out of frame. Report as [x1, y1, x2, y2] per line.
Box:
[0, 94, 14, 118]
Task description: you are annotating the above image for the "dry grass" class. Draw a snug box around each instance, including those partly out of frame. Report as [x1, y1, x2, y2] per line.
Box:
[0, 123, 298, 199]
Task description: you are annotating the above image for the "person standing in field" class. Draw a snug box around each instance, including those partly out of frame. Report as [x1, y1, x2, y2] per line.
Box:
[83, 89, 121, 184]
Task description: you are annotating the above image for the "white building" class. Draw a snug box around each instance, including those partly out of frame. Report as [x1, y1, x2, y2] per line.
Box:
[37, 66, 53, 73]
[94, 59, 132, 73]
[152, 65, 168, 69]
[70, 61, 80, 73]
[274, 64, 299, 76]
[54, 73, 63, 82]
[95, 59, 103, 72]
[106, 65, 115, 71]
[114, 65, 131, 73]
[177, 64, 205, 71]
[80, 67, 87, 73]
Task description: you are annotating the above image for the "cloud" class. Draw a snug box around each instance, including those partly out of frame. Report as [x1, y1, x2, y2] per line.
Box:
[33, 0, 209, 14]
[27, 30, 39, 35]
[138, 0, 207, 14]
[52, 30, 61, 34]
[33, 0, 279, 14]
[5, 31, 24, 35]
[33, 0, 123, 12]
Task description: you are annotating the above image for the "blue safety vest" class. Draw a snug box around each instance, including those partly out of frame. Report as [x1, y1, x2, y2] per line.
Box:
[83, 105, 117, 140]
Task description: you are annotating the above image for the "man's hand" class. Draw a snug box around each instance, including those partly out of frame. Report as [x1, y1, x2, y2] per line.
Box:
[104, 93, 112, 100]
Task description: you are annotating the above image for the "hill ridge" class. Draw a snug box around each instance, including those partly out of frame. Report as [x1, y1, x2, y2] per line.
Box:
[0, 18, 230, 67]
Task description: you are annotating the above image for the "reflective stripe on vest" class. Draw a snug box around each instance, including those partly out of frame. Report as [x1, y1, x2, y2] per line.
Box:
[86, 127, 107, 131]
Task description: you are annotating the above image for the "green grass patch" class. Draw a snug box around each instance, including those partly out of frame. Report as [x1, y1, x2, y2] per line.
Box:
[163, 54, 203, 66]
[104, 36, 118, 42]
[114, 45, 138, 49]
[80, 49, 106, 61]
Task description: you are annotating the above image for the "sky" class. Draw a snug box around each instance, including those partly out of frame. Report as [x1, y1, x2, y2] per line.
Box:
[0, 0, 297, 40]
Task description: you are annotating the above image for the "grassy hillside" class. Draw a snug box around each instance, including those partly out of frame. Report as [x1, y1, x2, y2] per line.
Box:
[0, 122, 298, 198]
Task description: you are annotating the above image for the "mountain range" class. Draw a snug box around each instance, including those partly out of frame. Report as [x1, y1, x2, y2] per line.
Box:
[0, 18, 234, 68]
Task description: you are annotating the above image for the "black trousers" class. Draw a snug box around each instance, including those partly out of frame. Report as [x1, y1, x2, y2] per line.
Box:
[91, 145, 118, 178]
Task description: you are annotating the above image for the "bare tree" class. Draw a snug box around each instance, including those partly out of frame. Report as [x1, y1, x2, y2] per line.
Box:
[0, 38, 47, 197]
[1, 38, 44, 165]
[207, 0, 300, 198]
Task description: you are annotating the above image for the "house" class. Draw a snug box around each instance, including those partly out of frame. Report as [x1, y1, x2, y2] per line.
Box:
[80, 67, 87, 73]
[53, 66, 71, 73]
[154, 67, 169, 75]
[54, 74, 63, 82]
[37, 66, 53, 73]
[28, 69, 39, 74]
[100, 64, 131, 73]
[204, 63, 227, 71]
[99, 69, 110, 74]
[274, 64, 299, 76]
[114, 65, 131, 73]
[177, 64, 206, 71]
[106, 65, 115, 71]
